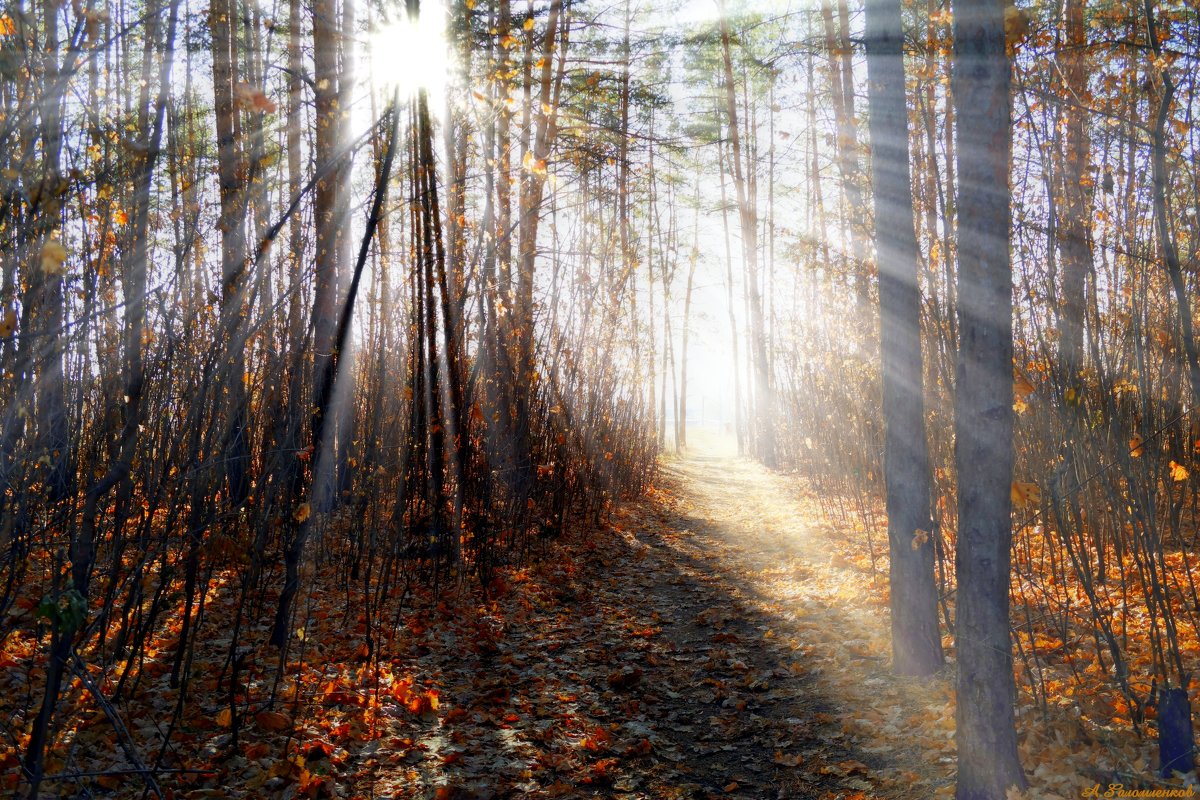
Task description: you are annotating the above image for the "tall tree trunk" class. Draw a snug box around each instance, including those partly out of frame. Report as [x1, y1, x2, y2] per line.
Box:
[36, 0, 69, 502]
[617, 0, 635, 414]
[1144, 0, 1200, 411]
[716, 130, 744, 454]
[272, 0, 345, 647]
[951, 0, 1026, 795]
[309, 0, 345, 510]
[1143, 0, 1198, 772]
[718, 5, 774, 467]
[821, 0, 871, 311]
[679, 183, 699, 450]
[1056, 0, 1091, 388]
[864, 0, 943, 676]
[512, 0, 567, 484]
[334, 0, 358, 506]
[211, 0, 251, 506]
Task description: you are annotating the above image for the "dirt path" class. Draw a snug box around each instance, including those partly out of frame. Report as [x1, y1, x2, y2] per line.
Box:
[359, 432, 951, 800]
[584, 433, 948, 799]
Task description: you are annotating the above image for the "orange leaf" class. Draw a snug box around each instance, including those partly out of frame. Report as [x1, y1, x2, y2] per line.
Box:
[245, 742, 271, 759]
[1129, 433, 1145, 458]
[1, 308, 17, 337]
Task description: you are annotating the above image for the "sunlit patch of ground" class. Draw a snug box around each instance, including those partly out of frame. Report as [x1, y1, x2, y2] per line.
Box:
[660, 428, 1190, 800]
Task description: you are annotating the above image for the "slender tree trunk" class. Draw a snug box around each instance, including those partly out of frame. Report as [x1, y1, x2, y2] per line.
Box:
[36, 0, 69, 502]
[679, 183, 699, 450]
[718, 5, 774, 467]
[512, 0, 567, 483]
[1056, 0, 1091, 387]
[821, 0, 871, 311]
[273, 0, 344, 646]
[334, 0, 358, 505]
[716, 130, 744, 454]
[211, 0, 251, 506]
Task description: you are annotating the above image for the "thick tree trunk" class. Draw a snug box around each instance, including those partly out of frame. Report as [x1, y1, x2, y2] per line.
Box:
[1143, 0, 1198, 771]
[863, 0, 943, 677]
[951, 0, 1026, 796]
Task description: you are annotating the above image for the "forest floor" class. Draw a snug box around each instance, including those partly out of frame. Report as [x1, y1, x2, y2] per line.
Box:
[11, 430, 1137, 798]
[344, 430, 958, 800]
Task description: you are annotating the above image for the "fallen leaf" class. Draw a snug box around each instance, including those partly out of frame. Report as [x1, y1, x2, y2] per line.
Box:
[255, 710, 292, 731]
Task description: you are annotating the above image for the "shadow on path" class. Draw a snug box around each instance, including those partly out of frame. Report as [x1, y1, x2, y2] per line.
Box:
[363, 430, 948, 800]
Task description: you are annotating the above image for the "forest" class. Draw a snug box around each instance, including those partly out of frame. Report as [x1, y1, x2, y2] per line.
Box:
[1, 0, 1199, 796]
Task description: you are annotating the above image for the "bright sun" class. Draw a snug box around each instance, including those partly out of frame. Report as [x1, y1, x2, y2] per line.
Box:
[364, 0, 449, 104]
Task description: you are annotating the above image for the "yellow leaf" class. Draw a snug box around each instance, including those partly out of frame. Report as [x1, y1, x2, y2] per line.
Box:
[1004, 5, 1032, 45]
[41, 240, 68, 275]
[1011, 481, 1041, 510]
[911, 529, 929, 550]
[0, 308, 16, 337]
[216, 707, 233, 728]
[522, 150, 547, 176]
[1129, 433, 1144, 458]
[1170, 461, 1189, 482]
[294, 502, 311, 522]
[522, 17, 534, 31]
[1113, 378, 1137, 396]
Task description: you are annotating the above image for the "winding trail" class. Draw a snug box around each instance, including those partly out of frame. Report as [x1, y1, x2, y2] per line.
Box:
[364, 430, 952, 799]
